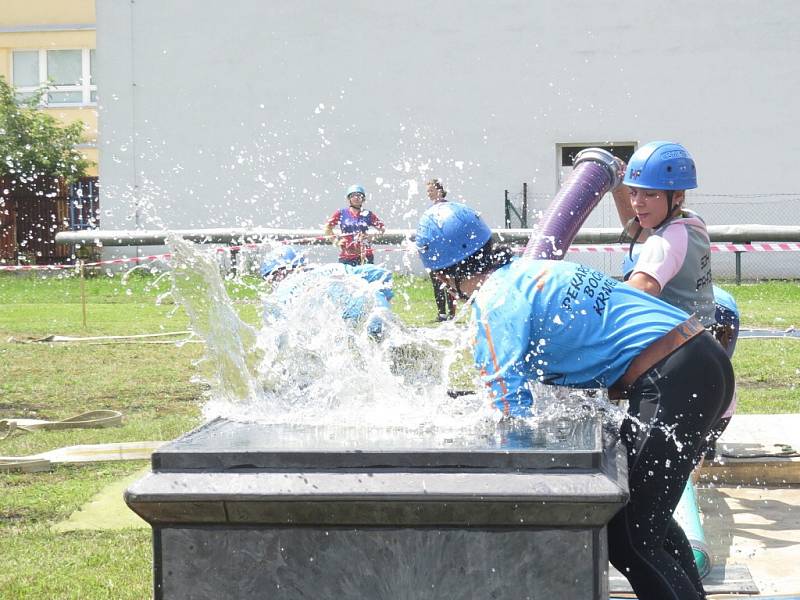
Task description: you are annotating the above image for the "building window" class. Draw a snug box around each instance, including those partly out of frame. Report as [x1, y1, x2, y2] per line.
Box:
[11, 48, 96, 107]
[559, 143, 636, 167]
[556, 142, 636, 191]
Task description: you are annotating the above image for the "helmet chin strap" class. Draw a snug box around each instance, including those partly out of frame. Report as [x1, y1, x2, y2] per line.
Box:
[628, 191, 682, 257]
[654, 190, 677, 230]
[435, 271, 472, 301]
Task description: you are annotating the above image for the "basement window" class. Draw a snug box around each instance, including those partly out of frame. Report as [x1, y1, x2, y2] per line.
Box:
[559, 143, 636, 167]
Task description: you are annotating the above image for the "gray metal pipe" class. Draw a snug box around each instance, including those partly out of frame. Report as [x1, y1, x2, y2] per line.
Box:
[53, 229, 414, 247]
[55, 224, 800, 247]
[56, 228, 338, 247]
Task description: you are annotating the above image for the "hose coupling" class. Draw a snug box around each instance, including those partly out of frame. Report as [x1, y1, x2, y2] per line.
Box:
[573, 148, 623, 190]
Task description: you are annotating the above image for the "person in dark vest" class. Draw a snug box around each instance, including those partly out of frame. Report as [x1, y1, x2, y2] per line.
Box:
[324, 184, 385, 266]
[612, 142, 735, 465]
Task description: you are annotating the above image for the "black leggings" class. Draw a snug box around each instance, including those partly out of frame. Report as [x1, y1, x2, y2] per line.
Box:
[429, 271, 455, 319]
[608, 332, 734, 600]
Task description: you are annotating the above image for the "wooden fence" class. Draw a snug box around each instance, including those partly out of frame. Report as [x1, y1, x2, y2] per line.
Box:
[0, 177, 99, 265]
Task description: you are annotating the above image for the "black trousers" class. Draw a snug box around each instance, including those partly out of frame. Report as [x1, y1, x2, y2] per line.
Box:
[608, 332, 734, 600]
[429, 271, 455, 319]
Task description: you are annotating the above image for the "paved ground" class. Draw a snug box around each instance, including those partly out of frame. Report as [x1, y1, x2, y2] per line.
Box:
[701, 485, 800, 597]
[698, 414, 800, 597]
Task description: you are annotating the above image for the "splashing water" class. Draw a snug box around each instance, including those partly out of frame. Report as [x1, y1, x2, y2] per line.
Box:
[163, 238, 664, 450]
[169, 236, 263, 404]
[167, 237, 501, 431]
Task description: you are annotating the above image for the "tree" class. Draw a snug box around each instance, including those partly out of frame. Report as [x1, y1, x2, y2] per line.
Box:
[0, 75, 90, 191]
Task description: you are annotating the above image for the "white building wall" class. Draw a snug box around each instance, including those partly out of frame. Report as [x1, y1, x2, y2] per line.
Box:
[95, 0, 800, 277]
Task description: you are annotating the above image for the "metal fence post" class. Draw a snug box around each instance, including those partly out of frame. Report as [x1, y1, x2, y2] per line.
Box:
[735, 251, 742, 285]
[522, 182, 528, 228]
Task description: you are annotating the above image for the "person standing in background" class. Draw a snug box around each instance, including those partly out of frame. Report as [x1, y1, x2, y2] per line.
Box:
[324, 184, 385, 266]
[426, 179, 456, 321]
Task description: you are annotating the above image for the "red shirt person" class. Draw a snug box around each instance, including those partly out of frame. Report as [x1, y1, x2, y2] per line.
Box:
[324, 184, 385, 265]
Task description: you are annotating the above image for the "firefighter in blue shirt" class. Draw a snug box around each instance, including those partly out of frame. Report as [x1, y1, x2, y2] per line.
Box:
[260, 245, 443, 387]
[415, 202, 734, 600]
[260, 245, 393, 339]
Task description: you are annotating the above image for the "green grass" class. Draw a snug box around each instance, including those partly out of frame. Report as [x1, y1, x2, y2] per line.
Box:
[731, 338, 800, 413]
[0, 270, 262, 335]
[1, 462, 151, 600]
[1, 272, 799, 598]
[714, 281, 800, 413]
[722, 280, 800, 328]
[1, 528, 151, 600]
[0, 342, 203, 457]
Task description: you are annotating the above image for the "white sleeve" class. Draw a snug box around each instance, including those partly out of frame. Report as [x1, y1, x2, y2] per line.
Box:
[633, 225, 688, 290]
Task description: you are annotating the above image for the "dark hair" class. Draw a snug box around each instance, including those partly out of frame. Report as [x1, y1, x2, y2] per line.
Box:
[427, 178, 447, 198]
[439, 239, 513, 279]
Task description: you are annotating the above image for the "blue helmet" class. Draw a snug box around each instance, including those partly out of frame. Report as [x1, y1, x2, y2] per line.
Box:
[259, 246, 306, 278]
[415, 202, 493, 271]
[346, 184, 366, 198]
[623, 141, 697, 191]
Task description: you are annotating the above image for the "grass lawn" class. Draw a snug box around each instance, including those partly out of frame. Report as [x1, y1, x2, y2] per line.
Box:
[1, 271, 799, 598]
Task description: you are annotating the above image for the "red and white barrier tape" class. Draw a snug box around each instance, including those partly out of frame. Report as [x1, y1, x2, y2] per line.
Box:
[517, 242, 800, 255]
[0, 253, 173, 271]
[3, 241, 800, 272]
[565, 242, 800, 253]
[709, 242, 800, 253]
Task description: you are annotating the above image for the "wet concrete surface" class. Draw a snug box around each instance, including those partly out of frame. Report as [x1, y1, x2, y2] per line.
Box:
[698, 414, 800, 597]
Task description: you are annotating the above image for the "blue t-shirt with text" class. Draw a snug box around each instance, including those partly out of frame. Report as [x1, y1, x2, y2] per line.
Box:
[472, 258, 689, 417]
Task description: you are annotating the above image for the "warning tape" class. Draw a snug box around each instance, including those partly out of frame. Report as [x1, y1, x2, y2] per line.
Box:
[556, 242, 800, 254]
[708, 242, 800, 253]
[0, 238, 334, 271]
[3, 241, 800, 271]
[0, 253, 172, 271]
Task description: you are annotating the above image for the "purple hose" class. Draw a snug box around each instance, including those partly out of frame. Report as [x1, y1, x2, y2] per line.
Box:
[523, 149, 620, 260]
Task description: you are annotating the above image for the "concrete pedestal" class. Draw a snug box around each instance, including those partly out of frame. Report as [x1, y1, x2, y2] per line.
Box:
[126, 417, 628, 599]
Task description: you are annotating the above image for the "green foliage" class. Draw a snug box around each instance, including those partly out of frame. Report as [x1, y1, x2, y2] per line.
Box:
[0, 76, 90, 185]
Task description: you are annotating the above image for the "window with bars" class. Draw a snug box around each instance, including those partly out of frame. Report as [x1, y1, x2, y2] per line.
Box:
[11, 48, 96, 106]
[559, 144, 635, 167]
